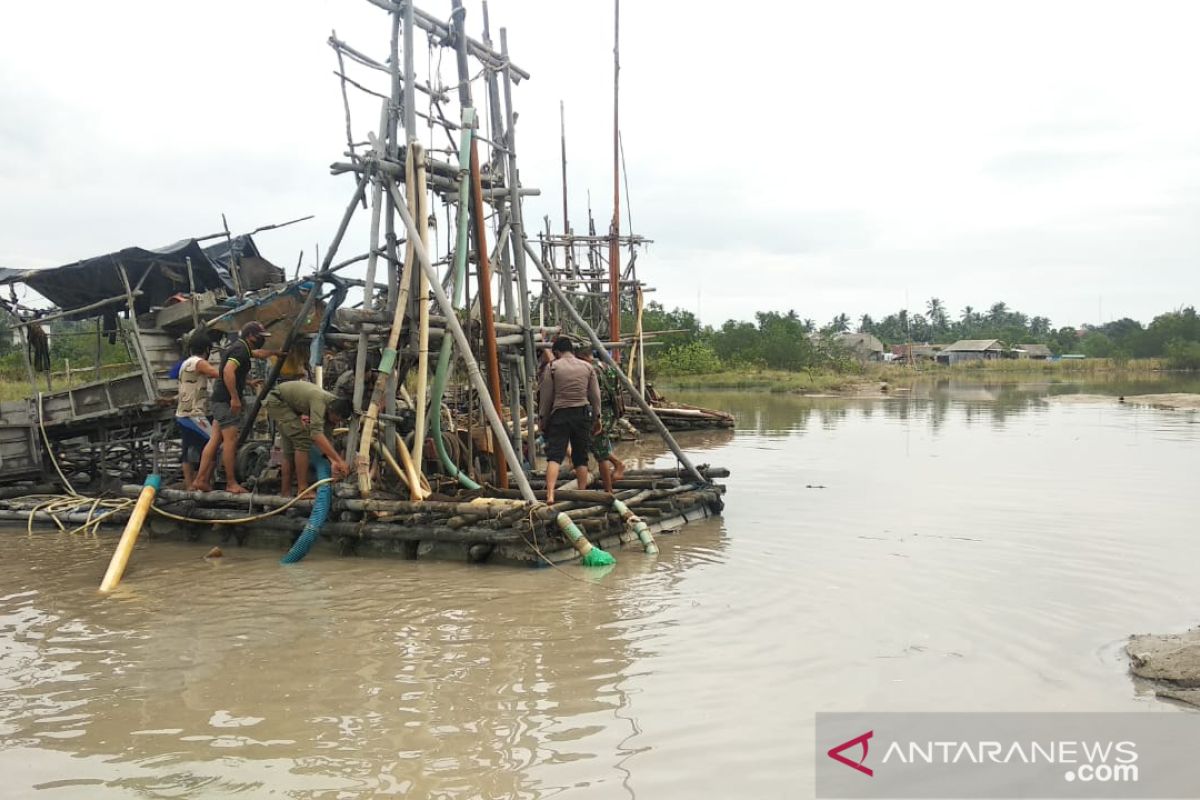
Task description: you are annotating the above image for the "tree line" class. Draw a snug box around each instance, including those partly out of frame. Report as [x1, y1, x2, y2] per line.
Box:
[633, 300, 1200, 373]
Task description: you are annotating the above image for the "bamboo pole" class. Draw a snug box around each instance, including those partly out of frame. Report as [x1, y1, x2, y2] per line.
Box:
[220, 213, 245, 299]
[355, 144, 422, 497]
[12, 292, 140, 329]
[523, 241, 706, 485]
[608, 0, 622, 359]
[361, 0, 530, 80]
[560, 100, 570, 234]
[117, 263, 155, 400]
[348, 101, 388, 464]
[499, 28, 540, 463]
[626, 283, 641, 383]
[185, 256, 201, 332]
[94, 317, 102, 380]
[382, 6, 403, 453]
[412, 142, 431, 489]
[468, 132, 508, 489]
[384, 167, 534, 501]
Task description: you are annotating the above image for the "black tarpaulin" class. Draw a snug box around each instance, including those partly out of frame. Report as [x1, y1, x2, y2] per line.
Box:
[202, 235, 285, 290]
[0, 238, 238, 318]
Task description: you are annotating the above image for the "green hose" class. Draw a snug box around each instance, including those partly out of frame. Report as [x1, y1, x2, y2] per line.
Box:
[425, 109, 479, 490]
[550, 511, 616, 567]
[612, 498, 658, 555]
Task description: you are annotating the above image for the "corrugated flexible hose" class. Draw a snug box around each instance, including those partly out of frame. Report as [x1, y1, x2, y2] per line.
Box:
[280, 448, 332, 564]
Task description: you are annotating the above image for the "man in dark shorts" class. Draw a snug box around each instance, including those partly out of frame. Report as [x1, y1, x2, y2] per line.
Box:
[264, 380, 352, 496]
[195, 321, 275, 494]
[538, 336, 601, 504]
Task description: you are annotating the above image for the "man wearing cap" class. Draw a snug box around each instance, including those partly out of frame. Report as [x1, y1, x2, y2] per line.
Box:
[195, 321, 276, 494]
[538, 336, 601, 504]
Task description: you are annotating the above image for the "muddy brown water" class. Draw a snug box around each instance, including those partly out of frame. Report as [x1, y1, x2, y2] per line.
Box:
[2, 378, 1199, 798]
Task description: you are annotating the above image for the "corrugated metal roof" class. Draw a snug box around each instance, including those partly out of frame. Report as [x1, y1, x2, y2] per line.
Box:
[941, 339, 1004, 352]
[1018, 343, 1052, 357]
[836, 332, 884, 352]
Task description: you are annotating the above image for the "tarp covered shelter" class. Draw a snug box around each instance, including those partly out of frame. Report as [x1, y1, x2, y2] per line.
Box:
[0, 235, 281, 319]
[202, 235, 285, 291]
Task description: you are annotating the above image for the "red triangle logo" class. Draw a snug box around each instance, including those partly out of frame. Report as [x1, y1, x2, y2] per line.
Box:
[827, 730, 874, 777]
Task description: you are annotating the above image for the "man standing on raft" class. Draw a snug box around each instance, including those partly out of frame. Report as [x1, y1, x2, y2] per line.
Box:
[538, 336, 601, 504]
[579, 348, 627, 493]
[195, 321, 276, 494]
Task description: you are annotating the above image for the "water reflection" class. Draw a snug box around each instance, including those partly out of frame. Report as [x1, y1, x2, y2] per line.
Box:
[676, 375, 1200, 436]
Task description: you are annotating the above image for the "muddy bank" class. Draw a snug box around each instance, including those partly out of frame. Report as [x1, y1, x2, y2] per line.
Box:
[1127, 630, 1200, 707]
[1051, 392, 1200, 410]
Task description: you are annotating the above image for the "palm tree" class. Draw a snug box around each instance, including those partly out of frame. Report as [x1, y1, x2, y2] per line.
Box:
[988, 301, 1009, 325]
[830, 313, 850, 333]
[926, 297, 947, 332]
[859, 313, 874, 333]
[802, 318, 816, 333]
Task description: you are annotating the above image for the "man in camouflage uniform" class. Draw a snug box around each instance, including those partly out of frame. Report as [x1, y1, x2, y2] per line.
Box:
[580, 349, 626, 492]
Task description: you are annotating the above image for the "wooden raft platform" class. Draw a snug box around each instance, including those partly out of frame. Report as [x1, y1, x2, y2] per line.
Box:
[0, 467, 728, 567]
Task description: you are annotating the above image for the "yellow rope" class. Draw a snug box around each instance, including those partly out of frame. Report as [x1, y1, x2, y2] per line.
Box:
[36, 392, 78, 497]
[147, 478, 335, 525]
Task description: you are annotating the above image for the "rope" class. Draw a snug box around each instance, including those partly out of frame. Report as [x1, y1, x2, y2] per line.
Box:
[148, 479, 336, 525]
[20, 479, 338, 535]
[36, 392, 77, 496]
[516, 505, 622, 589]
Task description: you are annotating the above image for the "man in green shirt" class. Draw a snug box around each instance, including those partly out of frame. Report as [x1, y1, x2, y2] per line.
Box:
[579, 349, 627, 492]
[265, 380, 352, 496]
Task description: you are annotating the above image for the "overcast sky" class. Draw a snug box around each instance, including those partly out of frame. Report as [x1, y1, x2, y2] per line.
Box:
[2, 0, 1198, 330]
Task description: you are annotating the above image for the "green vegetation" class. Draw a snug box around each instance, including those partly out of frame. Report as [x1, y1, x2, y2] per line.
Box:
[635, 299, 1200, 392]
[1166, 341, 1200, 371]
[0, 317, 135, 383]
[657, 367, 866, 393]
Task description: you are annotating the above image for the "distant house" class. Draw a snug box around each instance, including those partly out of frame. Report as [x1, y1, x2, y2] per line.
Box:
[836, 332, 885, 362]
[1014, 343, 1052, 360]
[890, 343, 941, 363]
[937, 339, 1005, 365]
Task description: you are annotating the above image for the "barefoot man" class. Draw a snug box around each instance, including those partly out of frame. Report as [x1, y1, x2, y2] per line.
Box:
[195, 321, 275, 494]
[264, 380, 351, 496]
[579, 349, 627, 492]
[538, 337, 601, 504]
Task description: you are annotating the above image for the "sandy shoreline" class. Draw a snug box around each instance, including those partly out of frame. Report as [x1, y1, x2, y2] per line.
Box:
[1046, 392, 1200, 411]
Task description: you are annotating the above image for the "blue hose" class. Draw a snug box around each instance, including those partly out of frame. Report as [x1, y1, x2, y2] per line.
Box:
[310, 276, 347, 374]
[280, 448, 332, 564]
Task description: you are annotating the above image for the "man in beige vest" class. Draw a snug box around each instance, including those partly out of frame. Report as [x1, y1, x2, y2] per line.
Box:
[175, 334, 219, 489]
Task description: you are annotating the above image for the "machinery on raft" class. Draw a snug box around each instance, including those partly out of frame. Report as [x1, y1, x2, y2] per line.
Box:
[0, 0, 728, 569]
